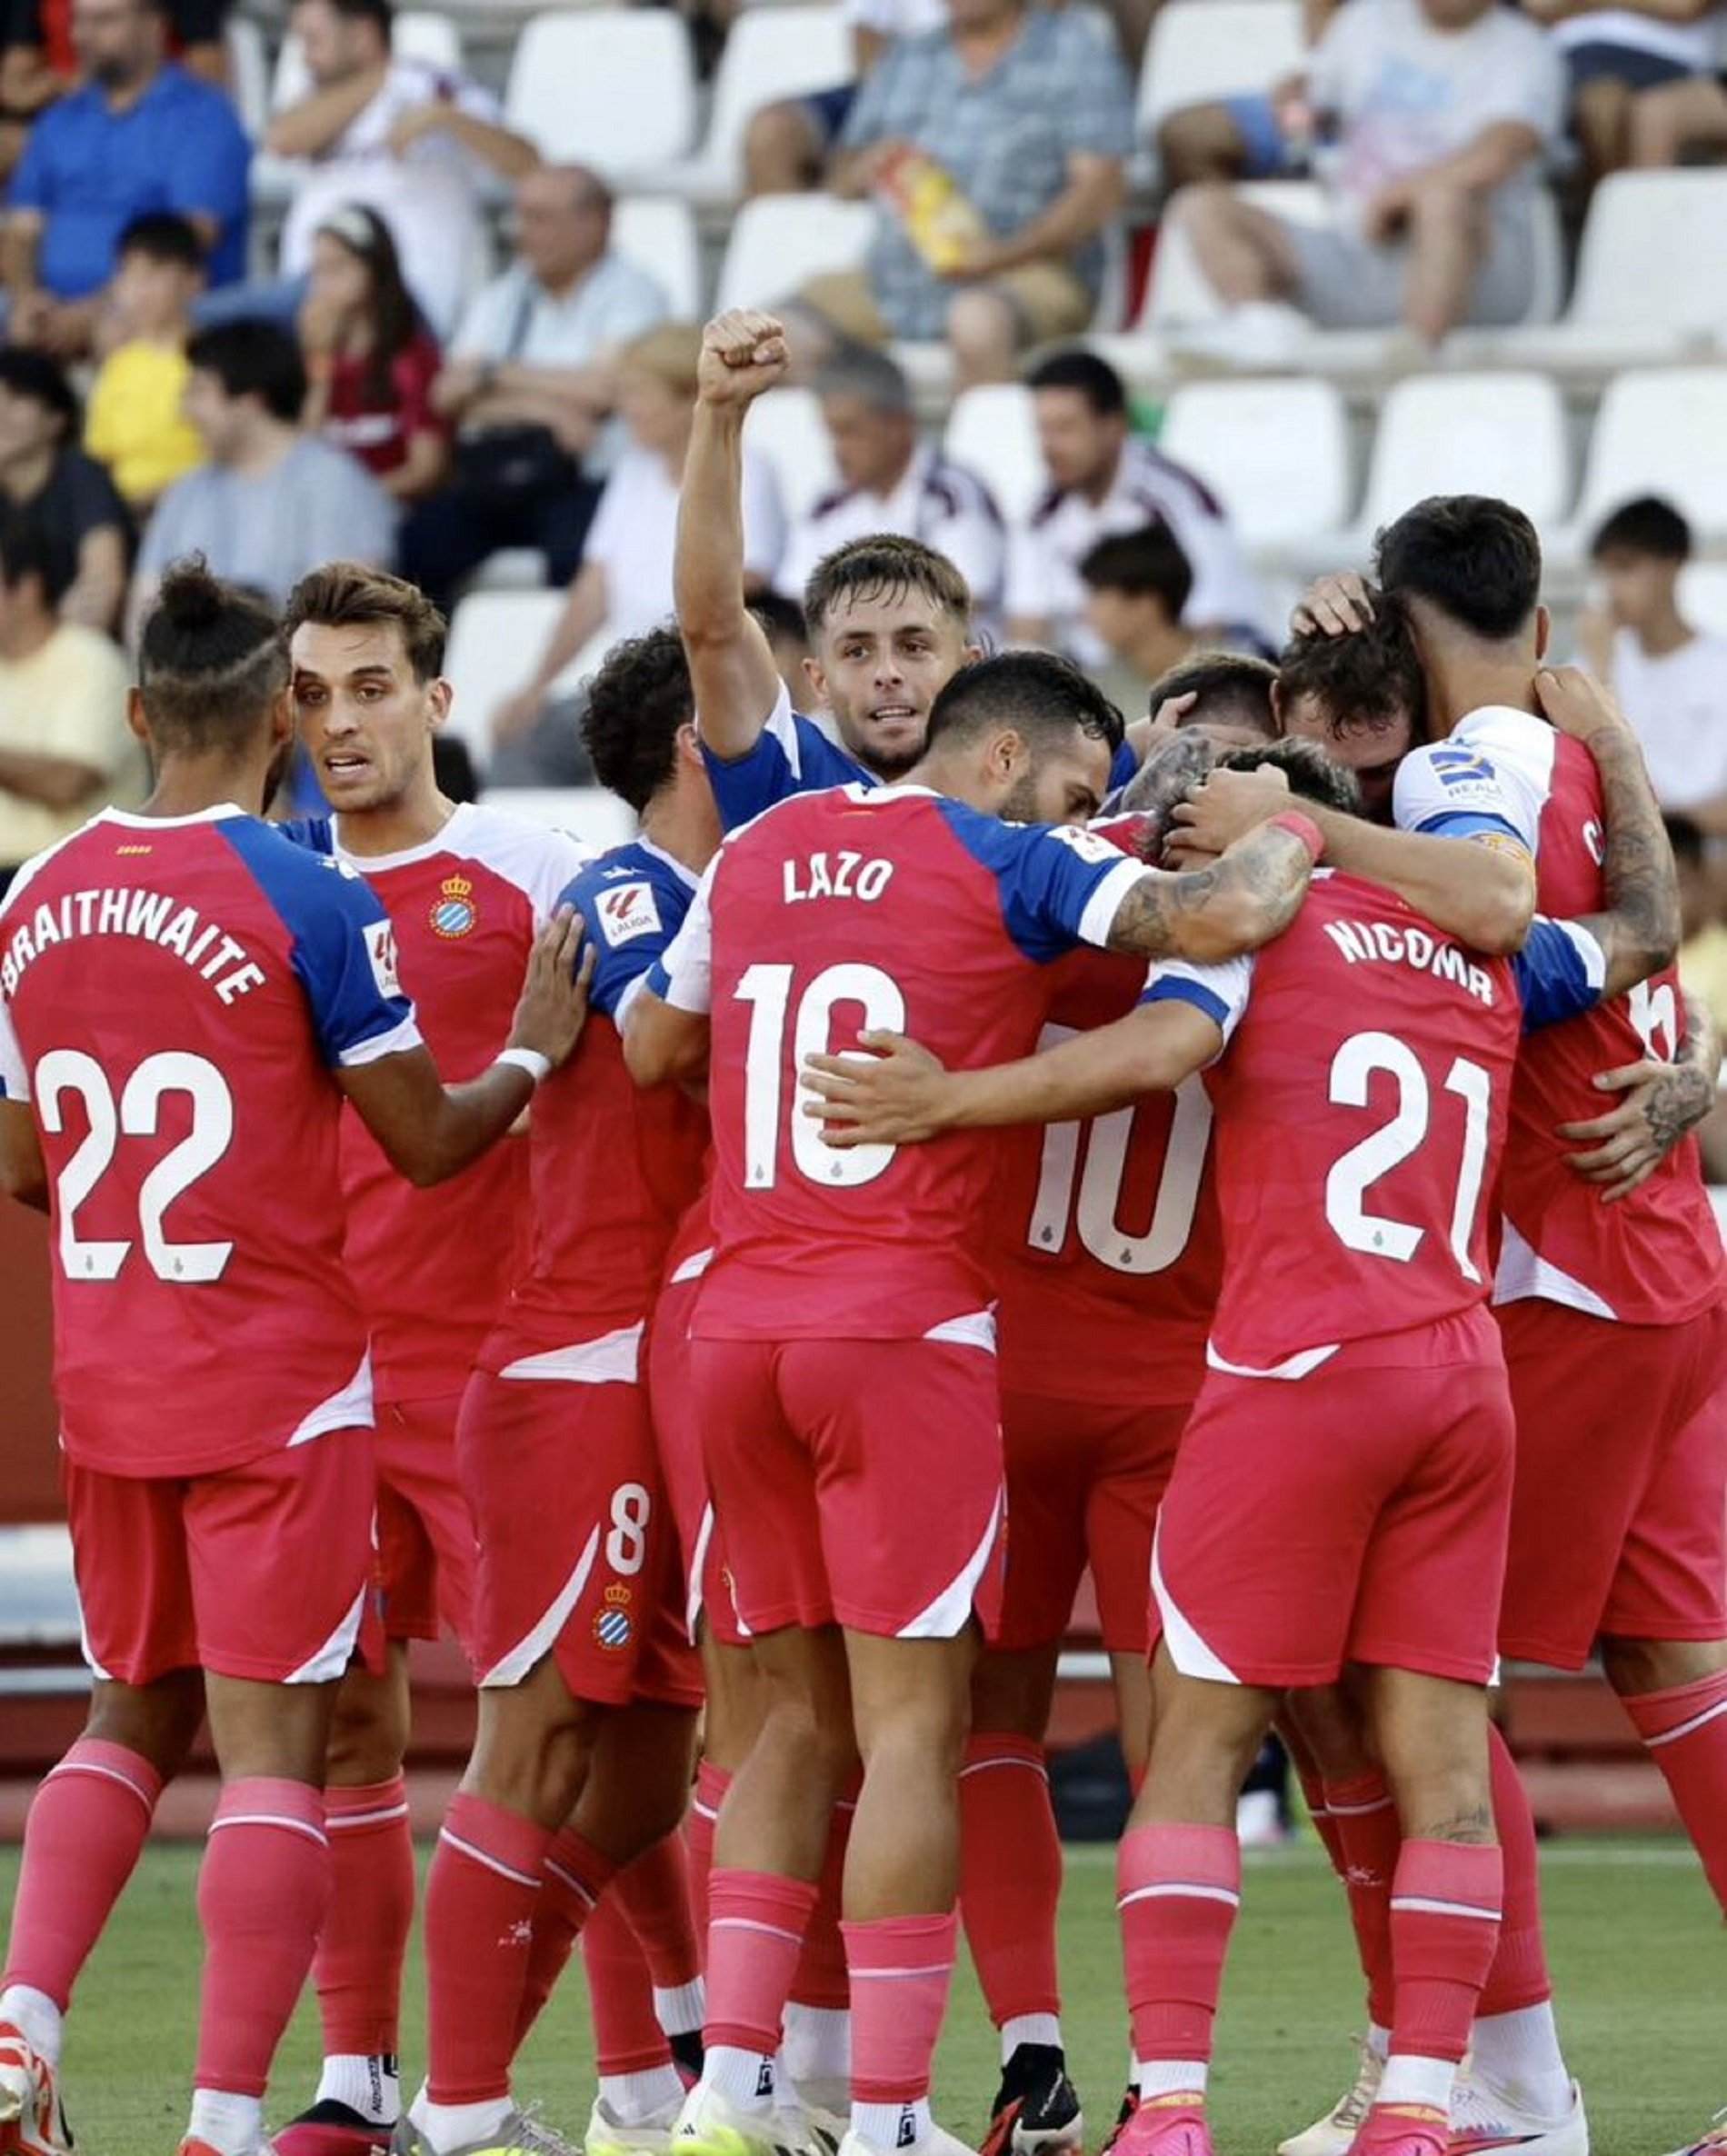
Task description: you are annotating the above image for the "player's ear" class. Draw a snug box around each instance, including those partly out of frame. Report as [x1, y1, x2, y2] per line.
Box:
[675, 720, 703, 768]
[1269, 677, 1287, 734]
[425, 676, 454, 734]
[1534, 604, 1552, 663]
[269, 684, 295, 747]
[125, 685, 150, 745]
[802, 653, 826, 706]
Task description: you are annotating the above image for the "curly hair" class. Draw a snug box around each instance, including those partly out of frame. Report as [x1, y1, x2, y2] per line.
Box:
[581, 626, 694, 812]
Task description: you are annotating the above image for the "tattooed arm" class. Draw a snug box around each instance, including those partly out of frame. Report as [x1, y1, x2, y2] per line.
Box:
[1102, 814, 1318, 963]
[1535, 666, 1679, 997]
[1557, 992, 1722, 1203]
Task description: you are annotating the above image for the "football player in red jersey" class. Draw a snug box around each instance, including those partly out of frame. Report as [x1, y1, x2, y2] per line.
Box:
[624, 651, 1318, 2156]
[804, 734, 1665, 2156]
[0, 563, 590, 2156]
[273, 564, 594, 2156]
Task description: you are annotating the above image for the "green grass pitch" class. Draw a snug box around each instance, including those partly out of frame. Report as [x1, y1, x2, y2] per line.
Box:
[3, 1840, 1719, 2156]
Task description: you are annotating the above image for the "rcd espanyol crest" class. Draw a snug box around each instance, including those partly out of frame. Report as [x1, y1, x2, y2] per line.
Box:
[430, 872, 477, 939]
[594, 1582, 634, 1651]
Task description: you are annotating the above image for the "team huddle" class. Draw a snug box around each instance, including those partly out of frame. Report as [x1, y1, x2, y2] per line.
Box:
[0, 306, 1724, 2156]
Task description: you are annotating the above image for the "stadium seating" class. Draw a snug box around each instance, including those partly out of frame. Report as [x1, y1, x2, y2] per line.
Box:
[443, 591, 613, 758]
[714, 193, 876, 313]
[484, 787, 638, 849]
[1159, 378, 1353, 548]
[504, 10, 698, 174]
[744, 387, 842, 524]
[1356, 372, 1573, 538]
[1135, 0, 1305, 139]
[612, 197, 703, 320]
[1138, 180, 1330, 332]
[943, 384, 1047, 524]
[646, 3, 854, 203]
[271, 9, 463, 112]
[1681, 563, 1727, 639]
[1566, 369, 1727, 553]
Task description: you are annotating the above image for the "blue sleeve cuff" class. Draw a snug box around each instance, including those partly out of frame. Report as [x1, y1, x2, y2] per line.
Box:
[1413, 810, 1528, 847]
[644, 959, 672, 1000]
[1138, 975, 1230, 1030]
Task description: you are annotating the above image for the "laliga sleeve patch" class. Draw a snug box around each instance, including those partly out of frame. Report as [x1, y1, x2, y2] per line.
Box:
[1043, 823, 1122, 866]
[596, 878, 664, 948]
[364, 916, 402, 998]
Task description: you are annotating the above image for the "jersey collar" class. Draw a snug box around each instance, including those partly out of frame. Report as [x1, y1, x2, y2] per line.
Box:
[99, 803, 247, 828]
[332, 799, 473, 871]
[634, 834, 701, 890]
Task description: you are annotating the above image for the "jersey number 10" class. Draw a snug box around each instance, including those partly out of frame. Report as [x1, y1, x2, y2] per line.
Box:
[735, 961, 906, 1191]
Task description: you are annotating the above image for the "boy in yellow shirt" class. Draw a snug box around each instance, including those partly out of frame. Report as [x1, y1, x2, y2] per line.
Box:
[85, 213, 207, 511]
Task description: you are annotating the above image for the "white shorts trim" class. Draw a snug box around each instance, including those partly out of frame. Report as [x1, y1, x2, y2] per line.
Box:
[479, 1524, 602, 1688]
[669, 1246, 716, 1287]
[287, 1353, 374, 1447]
[1151, 1515, 1240, 1684]
[498, 1323, 644, 1386]
[1204, 1340, 1341, 1382]
[897, 1485, 1003, 1640]
[923, 1309, 997, 1352]
[286, 1575, 369, 1684]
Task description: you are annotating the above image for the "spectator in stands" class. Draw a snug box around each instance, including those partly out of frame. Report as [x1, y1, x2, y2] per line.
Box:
[0, 516, 137, 888]
[484, 320, 784, 774]
[300, 204, 446, 504]
[783, 0, 1135, 388]
[776, 344, 1004, 614]
[1523, 0, 1723, 179]
[0, 349, 131, 632]
[399, 164, 669, 614]
[130, 318, 394, 633]
[1669, 811, 1727, 1180]
[1172, 0, 1563, 350]
[744, 0, 943, 195]
[1077, 521, 1198, 705]
[1006, 348, 1263, 662]
[1157, 0, 1343, 185]
[2, 0, 248, 355]
[84, 211, 206, 513]
[1585, 494, 1727, 830]
[752, 588, 813, 704]
[261, 0, 538, 343]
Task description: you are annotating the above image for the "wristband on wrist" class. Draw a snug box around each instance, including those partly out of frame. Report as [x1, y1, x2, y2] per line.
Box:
[1268, 809, 1325, 863]
[496, 1046, 552, 1086]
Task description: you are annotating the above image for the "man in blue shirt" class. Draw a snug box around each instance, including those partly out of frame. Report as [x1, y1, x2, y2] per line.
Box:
[4, 0, 249, 355]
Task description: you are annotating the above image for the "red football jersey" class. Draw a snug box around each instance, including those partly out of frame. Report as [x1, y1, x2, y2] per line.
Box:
[650, 783, 1151, 1342]
[300, 804, 591, 1400]
[1151, 872, 1522, 1374]
[1393, 711, 1724, 1325]
[0, 806, 420, 1478]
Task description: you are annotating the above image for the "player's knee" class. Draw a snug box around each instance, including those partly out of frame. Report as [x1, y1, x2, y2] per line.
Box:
[324, 1678, 411, 1784]
[469, 1688, 601, 1826]
[757, 1689, 858, 1794]
[1383, 1755, 1493, 1844]
[944, 289, 1017, 382]
[858, 1689, 969, 1785]
[1602, 1632, 1727, 1698]
[743, 99, 824, 195]
[86, 1671, 205, 1782]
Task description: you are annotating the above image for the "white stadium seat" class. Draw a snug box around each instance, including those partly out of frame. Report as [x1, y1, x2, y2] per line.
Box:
[1567, 172, 1727, 341]
[484, 787, 638, 849]
[744, 388, 841, 525]
[1159, 379, 1352, 549]
[272, 10, 462, 110]
[654, 4, 854, 201]
[444, 593, 610, 758]
[1137, 0, 1305, 136]
[1358, 373, 1572, 536]
[611, 197, 703, 320]
[1572, 369, 1727, 542]
[715, 194, 875, 313]
[504, 11, 697, 175]
[943, 384, 1046, 525]
[1139, 180, 1328, 330]
[226, 15, 270, 139]
[1681, 563, 1727, 640]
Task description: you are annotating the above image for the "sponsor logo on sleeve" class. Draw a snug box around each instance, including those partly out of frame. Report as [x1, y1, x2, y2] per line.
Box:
[597, 879, 663, 947]
[364, 917, 401, 998]
[1043, 823, 1120, 865]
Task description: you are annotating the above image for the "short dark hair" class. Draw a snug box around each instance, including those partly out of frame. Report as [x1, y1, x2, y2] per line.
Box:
[1664, 811, 1705, 871]
[1219, 736, 1363, 817]
[750, 590, 809, 653]
[1373, 495, 1543, 642]
[924, 649, 1124, 757]
[0, 515, 74, 608]
[1591, 494, 1692, 564]
[1078, 522, 1193, 622]
[1280, 588, 1427, 740]
[803, 534, 971, 639]
[321, 0, 394, 37]
[1024, 347, 1127, 417]
[282, 562, 447, 681]
[185, 319, 307, 423]
[581, 627, 693, 813]
[137, 556, 289, 753]
[117, 210, 205, 272]
[0, 349, 78, 440]
[1145, 651, 1277, 737]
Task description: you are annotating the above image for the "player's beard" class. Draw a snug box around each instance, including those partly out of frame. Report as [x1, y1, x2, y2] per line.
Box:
[999, 770, 1045, 824]
[861, 737, 925, 784]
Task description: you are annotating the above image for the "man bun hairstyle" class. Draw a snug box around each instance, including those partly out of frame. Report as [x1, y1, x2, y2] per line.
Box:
[581, 627, 694, 813]
[1219, 736, 1363, 818]
[803, 533, 972, 639]
[1279, 586, 1428, 742]
[1373, 494, 1542, 644]
[924, 648, 1124, 756]
[138, 556, 289, 752]
[283, 561, 448, 682]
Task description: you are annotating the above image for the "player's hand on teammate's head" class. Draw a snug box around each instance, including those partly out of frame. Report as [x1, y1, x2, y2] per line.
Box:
[1116, 721, 1216, 843]
[1533, 664, 1633, 747]
[1557, 1054, 1714, 1203]
[698, 309, 791, 408]
[801, 1031, 952, 1147]
[508, 906, 596, 1069]
[1291, 572, 1373, 640]
[1164, 763, 1291, 868]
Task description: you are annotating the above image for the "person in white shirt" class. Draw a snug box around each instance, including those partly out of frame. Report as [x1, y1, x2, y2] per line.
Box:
[1006, 346, 1264, 663]
[265, 0, 539, 340]
[1585, 494, 1727, 832]
[776, 344, 1004, 615]
[1173, 0, 1563, 346]
[487, 321, 785, 756]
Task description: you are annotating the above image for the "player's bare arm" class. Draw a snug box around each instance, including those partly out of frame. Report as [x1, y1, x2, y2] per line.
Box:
[341, 910, 593, 1186]
[1534, 664, 1680, 1000]
[621, 986, 711, 1091]
[1172, 764, 1536, 954]
[1557, 993, 1722, 1204]
[677, 311, 792, 763]
[1105, 815, 1318, 963]
[803, 998, 1223, 1149]
[0, 1097, 47, 1210]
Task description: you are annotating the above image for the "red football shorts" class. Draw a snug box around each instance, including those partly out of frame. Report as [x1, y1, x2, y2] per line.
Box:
[996, 1390, 1190, 1655]
[1153, 1326, 1515, 1689]
[64, 1429, 375, 1688]
[374, 1393, 477, 1649]
[1495, 1296, 1727, 1668]
[692, 1333, 1004, 1639]
[458, 1351, 702, 1711]
[646, 1256, 748, 1652]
